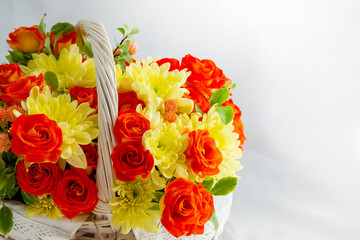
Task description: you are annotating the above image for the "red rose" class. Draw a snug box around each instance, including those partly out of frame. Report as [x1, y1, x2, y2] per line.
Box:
[81, 144, 98, 169]
[7, 25, 46, 53]
[0, 63, 23, 92]
[186, 129, 223, 178]
[16, 160, 61, 196]
[118, 91, 145, 111]
[156, 58, 181, 71]
[79, 143, 98, 175]
[50, 31, 77, 56]
[160, 178, 214, 238]
[222, 99, 246, 148]
[181, 54, 231, 89]
[113, 109, 150, 143]
[70, 86, 98, 111]
[0, 74, 44, 106]
[10, 114, 63, 164]
[52, 168, 99, 219]
[111, 141, 154, 182]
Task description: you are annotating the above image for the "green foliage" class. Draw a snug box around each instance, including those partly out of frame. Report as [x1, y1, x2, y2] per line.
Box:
[21, 190, 36, 205]
[38, 13, 47, 34]
[210, 177, 238, 196]
[215, 105, 234, 125]
[83, 41, 93, 58]
[0, 205, 13, 235]
[210, 88, 230, 106]
[6, 51, 27, 65]
[148, 203, 160, 211]
[152, 192, 164, 203]
[44, 71, 59, 92]
[202, 178, 214, 191]
[114, 24, 140, 71]
[209, 209, 219, 231]
[50, 22, 74, 35]
[42, 36, 52, 54]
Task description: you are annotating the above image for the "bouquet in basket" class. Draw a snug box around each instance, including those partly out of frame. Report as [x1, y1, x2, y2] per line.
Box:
[0, 15, 246, 238]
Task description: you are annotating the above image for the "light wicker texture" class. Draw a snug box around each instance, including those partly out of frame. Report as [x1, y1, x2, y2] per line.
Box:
[2, 19, 233, 240]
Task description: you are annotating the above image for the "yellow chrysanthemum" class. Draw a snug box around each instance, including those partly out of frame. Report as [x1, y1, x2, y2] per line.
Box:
[187, 106, 243, 180]
[143, 121, 188, 181]
[22, 86, 99, 168]
[26, 194, 63, 221]
[118, 58, 193, 113]
[27, 44, 96, 92]
[110, 178, 161, 234]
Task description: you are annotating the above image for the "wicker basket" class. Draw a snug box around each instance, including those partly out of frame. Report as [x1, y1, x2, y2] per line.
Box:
[1, 19, 233, 240]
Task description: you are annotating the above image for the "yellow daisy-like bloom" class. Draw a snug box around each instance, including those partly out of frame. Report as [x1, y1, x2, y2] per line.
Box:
[110, 178, 161, 234]
[143, 121, 188, 181]
[187, 106, 243, 180]
[118, 58, 193, 113]
[27, 44, 96, 92]
[26, 194, 63, 221]
[21, 86, 99, 168]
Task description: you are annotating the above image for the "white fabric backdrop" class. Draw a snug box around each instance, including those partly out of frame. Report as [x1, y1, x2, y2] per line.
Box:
[1, 0, 359, 239]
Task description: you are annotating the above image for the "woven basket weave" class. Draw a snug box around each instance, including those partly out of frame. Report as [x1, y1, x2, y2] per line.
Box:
[1, 19, 232, 240]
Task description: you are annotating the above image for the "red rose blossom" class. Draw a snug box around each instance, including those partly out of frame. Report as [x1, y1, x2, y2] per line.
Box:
[156, 58, 181, 71]
[52, 168, 99, 219]
[69, 86, 98, 111]
[16, 160, 61, 196]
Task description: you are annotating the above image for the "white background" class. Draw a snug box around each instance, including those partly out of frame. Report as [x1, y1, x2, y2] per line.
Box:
[1, 0, 359, 239]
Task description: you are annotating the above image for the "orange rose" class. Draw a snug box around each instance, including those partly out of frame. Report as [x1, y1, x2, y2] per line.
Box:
[111, 141, 154, 182]
[6, 25, 46, 53]
[113, 109, 150, 144]
[181, 54, 231, 89]
[0, 63, 23, 92]
[185, 129, 223, 177]
[69, 86, 98, 111]
[222, 99, 246, 148]
[124, 41, 138, 55]
[10, 114, 63, 164]
[0, 74, 44, 106]
[160, 178, 214, 237]
[184, 84, 211, 113]
[118, 91, 145, 111]
[50, 31, 77, 56]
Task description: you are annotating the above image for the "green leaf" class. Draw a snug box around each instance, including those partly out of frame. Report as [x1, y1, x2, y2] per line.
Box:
[152, 192, 164, 203]
[210, 88, 230, 106]
[21, 190, 36, 205]
[130, 27, 139, 35]
[215, 105, 234, 125]
[211, 177, 237, 196]
[202, 178, 214, 191]
[209, 209, 219, 231]
[0, 175, 16, 198]
[9, 51, 26, 65]
[148, 204, 160, 211]
[83, 41, 93, 58]
[231, 83, 237, 89]
[43, 36, 52, 54]
[0, 205, 13, 235]
[38, 13, 47, 34]
[44, 71, 59, 91]
[0, 160, 5, 175]
[123, 24, 129, 30]
[0, 176, 6, 190]
[5, 55, 13, 63]
[50, 22, 74, 35]
[117, 27, 125, 36]
[195, 105, 204, 114]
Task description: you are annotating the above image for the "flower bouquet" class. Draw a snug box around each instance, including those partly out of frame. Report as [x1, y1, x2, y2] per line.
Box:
[0, 15, 246, 240]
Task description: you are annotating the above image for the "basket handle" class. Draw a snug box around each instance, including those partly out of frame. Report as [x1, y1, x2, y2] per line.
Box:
[76, 19, 118, 215]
